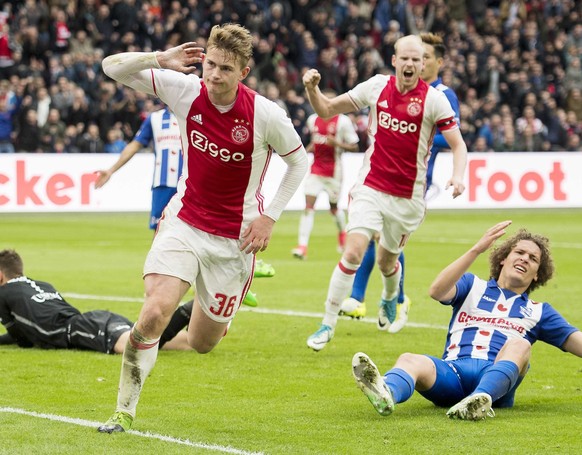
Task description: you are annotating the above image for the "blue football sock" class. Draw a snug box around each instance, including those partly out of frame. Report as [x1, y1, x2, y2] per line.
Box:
[397, 252, 405, 304]
[350, 239, 375, 302]
[474, 360, 520, 403]
[384, 368, 415, 404]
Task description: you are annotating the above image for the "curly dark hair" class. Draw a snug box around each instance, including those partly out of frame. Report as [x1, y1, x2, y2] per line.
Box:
[0, 249, 24, 279]
[488, 229, 554, 295]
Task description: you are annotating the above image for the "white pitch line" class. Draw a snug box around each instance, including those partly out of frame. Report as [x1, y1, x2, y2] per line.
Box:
[63, 293, 448, 330]
[0, 407, 263, 455]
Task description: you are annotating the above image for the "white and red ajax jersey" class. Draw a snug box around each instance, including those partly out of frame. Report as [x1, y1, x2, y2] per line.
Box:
[149, 71, 303, 239]
[349, 75, 458, 200]
[306, 113, 359, 179]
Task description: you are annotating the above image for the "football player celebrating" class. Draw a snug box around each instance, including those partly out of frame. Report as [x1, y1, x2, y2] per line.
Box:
[98, 23, 308, 433]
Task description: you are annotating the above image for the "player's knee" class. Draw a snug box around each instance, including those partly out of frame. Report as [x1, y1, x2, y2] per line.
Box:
[187, 336, 218, 354]
[395, 352, 425, 368]
[377, 260, 398, 277]
[342, 248, 363, 264]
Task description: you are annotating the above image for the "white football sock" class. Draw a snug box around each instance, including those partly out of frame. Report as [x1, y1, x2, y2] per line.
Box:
[323, 258, 359, 327]
[298, 209, 315, 246]
[381, 262, 402, 301]
[115, 327, 160, 417]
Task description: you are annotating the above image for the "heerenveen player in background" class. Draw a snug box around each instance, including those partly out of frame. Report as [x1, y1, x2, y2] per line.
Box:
[95, 105, 183, 231]
[352, 221, 582, 420]
[303, 34, 468, 351]
[98, 23, 308, 433]
[292, 89, 360, 260]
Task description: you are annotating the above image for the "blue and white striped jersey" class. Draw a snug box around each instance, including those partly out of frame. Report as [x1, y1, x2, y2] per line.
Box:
[134, 107, 184, 189]
[441, 273, 578, 361]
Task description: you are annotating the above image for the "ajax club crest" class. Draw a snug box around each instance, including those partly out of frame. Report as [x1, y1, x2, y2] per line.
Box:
[407, 97, 422, 116]
[232, 119, 250, 144]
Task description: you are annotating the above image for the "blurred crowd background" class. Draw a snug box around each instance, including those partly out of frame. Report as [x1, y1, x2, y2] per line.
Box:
[0, 0, 580, 155]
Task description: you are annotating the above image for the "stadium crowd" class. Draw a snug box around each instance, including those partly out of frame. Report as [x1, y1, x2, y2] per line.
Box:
[0, 0, 580, 154]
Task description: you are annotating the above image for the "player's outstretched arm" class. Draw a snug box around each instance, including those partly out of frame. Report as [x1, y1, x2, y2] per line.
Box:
[429, 220, 512, 302]
[94, 140, 142, 188]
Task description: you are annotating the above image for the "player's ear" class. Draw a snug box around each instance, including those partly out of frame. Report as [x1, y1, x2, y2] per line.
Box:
[240, 66, 250, 81]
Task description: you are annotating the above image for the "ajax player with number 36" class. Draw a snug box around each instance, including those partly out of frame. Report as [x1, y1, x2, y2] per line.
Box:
[303, 35, 468, 351]
[98, 23, 308, 433]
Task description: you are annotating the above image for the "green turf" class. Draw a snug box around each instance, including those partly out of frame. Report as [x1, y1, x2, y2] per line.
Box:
[1, 210, 581, 454]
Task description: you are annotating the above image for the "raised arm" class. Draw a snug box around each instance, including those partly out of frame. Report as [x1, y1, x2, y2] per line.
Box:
[102, 42, 203, 94]
[429, 220, 512, 302]
[302, 69, 358, 119]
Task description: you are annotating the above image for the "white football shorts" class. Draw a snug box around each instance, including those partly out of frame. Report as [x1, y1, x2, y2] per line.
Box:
[346, 183, 426, 254]
[144, 215, 253, 323]
[304, 173, 341, 204]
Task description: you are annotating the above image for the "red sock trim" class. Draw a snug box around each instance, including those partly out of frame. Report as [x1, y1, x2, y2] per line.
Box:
[129, 329, 160, 350]
[385, 261, 400, 277]
[338, 260, 358, 275]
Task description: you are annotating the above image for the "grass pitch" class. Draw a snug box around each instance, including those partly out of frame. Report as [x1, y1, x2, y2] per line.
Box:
[1, 209, 581, 454]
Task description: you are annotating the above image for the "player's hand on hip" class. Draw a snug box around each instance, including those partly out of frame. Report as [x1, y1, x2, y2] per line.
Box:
[240, 216, 275, 255]
[302, 69, 321, 89]
[155, 42, 204, 74]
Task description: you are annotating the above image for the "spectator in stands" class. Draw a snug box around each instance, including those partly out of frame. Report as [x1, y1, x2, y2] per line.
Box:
[513, 124, 546, 152]
[0, 0, 580, 155]
[566, 87, 582, 122]
[516, 105, 547, 139]
[103, 125, 127, 154]
[39, 108, 66, 153]
[374, 0, 407, 35]
[33, 86, 51, 128]
[0, 96, 16, 153]
[77, 122, 104, 153]
[49, 9, 72, 54]
[478, 113, 506, 151]
[471, 136, 494, 153]
[566, 133, 581, 152]
[15, 108, 41, 153]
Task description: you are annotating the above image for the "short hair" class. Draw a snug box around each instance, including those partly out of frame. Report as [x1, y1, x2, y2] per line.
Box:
[207, 23, 253, 69]
[420, 32, 446, 59]
[488, 229, 554, 295]
[394, 35, 423, 55]
[0, 249, 24, 279]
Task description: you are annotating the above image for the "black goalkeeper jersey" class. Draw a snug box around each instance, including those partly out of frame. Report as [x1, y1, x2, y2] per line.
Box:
[0, 276, 81, 349]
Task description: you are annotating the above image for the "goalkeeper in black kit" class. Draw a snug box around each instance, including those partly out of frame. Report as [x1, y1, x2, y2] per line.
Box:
[0, 249, 193, 353]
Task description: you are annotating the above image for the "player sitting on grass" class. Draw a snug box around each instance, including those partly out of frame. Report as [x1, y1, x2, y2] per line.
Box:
[352, 221, 582, 420]
[0, 249, 193, 353]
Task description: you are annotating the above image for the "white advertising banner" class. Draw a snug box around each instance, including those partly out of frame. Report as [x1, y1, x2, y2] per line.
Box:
[0, 154, 154, 212]
[1, 152, 581, 213]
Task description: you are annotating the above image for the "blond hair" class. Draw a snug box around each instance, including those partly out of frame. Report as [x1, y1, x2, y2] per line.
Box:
[207, 23, 253, 68]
